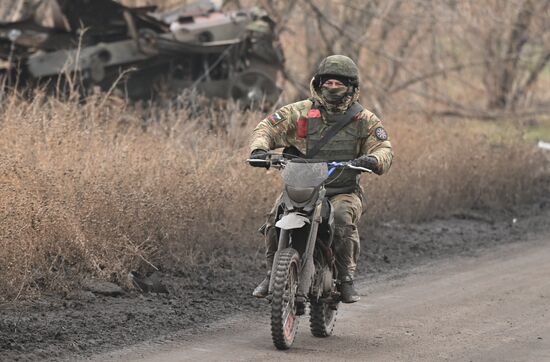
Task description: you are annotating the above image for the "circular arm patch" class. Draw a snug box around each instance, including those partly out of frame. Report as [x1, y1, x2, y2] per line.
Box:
[374, 127, 388, 141]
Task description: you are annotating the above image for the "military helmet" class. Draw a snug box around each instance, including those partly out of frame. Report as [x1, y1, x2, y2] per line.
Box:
[314, 55, 359, 88]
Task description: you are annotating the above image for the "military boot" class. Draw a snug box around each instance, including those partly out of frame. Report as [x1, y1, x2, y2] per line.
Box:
[252, 272, 270, 298]
[338, 275, 360, 303]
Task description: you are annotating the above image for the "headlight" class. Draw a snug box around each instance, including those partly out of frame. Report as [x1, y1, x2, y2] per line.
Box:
[285, 186, 316, 203]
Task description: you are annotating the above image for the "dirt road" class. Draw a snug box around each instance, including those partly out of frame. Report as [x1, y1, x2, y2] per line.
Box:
[92, 237, 550, 362]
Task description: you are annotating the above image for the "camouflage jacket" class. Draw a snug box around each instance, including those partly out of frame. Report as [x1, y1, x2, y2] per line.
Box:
[249, 99, 393, 175]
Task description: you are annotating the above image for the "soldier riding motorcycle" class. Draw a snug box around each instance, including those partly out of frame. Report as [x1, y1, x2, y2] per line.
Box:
[248, 153, 373, 349]
[248, 55, 393, 347]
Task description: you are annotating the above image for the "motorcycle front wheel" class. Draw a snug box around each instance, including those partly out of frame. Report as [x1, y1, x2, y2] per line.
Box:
[270, 248, 300, 350]
[309, 299, 338, 337]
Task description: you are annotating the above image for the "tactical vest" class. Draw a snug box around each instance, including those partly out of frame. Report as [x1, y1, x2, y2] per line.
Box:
[306, 102, 363, 196]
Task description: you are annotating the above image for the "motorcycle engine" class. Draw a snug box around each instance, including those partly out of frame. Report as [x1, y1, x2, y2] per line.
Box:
[312, 263, 334, 298]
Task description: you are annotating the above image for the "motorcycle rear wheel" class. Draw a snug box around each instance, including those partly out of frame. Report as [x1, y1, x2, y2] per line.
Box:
[270, 248, 300, 350]
[309, 299, 338, 337]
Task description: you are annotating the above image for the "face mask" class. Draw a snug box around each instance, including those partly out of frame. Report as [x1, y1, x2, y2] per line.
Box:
[321, 86, 348, 104]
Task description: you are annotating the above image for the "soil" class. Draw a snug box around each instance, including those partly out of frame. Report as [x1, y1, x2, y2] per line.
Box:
[1, 197, 549, 362]
[98, 234, 550, 362]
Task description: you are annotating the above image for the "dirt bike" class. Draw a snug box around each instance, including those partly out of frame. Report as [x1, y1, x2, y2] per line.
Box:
[248, 152, 371, 350]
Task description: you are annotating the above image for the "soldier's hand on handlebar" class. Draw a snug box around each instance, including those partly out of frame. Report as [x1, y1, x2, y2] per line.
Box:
[248, 149, 270, 169]
[351, 155, 380, 174]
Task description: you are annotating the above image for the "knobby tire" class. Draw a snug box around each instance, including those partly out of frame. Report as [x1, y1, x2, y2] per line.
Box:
[271, 248, 300, 350]
[309, 299, 338, 337]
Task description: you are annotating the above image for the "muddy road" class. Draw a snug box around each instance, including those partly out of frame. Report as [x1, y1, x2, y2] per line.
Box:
[93, 237, 550, 362]
[2, 198, 549, 362]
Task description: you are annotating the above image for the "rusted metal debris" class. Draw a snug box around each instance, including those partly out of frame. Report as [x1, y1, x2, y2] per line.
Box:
[0, 0, 285, 106]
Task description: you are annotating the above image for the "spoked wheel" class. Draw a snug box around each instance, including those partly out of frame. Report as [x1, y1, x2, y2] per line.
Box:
[271, 248, 300, 350]
[309, 299, 338, 337]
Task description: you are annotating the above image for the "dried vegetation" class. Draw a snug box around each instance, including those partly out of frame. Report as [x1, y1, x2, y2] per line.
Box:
[0, 90, 546, 300]
[0, 0, 549, 300]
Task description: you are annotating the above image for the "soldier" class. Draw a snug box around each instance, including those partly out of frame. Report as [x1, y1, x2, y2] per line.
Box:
[248, 55, 393, 303]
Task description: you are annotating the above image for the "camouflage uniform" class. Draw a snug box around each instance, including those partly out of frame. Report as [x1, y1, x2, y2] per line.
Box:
[250, 58, 393, 277]
[250, 55, 393, 292]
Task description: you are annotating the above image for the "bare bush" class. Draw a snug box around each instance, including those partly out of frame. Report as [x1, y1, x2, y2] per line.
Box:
[0, 90, 547, 300]
[0, 91, 271, 300]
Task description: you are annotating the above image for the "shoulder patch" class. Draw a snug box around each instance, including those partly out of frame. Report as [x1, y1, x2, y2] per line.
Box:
[374, 127, 388, 141]
[268, 111, 285, 125]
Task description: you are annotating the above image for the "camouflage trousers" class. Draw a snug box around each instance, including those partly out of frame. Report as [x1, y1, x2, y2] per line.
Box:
[264, 190, 365, 279]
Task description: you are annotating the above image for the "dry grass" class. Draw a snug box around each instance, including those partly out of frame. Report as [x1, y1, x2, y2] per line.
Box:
[0, 90, 547, 301]
[365, 115, 547, 221]
[0, 91, 271, 300]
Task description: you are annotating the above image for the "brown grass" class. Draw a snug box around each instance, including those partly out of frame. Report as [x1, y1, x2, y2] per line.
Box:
[365, 116, 547, 221]
[0, 90, 547, 301]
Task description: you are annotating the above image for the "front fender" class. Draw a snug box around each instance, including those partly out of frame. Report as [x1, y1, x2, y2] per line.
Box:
[275, 213, 310, 230]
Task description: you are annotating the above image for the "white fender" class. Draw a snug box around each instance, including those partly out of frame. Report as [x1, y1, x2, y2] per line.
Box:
[275, 213, 310, 230]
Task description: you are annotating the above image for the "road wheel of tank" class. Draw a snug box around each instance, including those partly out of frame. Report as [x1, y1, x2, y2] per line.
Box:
[228, 70, 280, 108]
[309, 299, 338, 337]
[271, 248, 300, 350]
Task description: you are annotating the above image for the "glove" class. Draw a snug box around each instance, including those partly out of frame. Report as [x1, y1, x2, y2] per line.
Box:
[350, 155, 380, 173]
[249, 149, 270, 168]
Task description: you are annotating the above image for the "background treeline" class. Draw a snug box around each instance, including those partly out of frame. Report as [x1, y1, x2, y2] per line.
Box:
[125, 0, 550, 118]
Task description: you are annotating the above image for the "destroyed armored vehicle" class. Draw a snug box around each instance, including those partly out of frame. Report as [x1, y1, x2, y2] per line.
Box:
[0, 0, 284, 105]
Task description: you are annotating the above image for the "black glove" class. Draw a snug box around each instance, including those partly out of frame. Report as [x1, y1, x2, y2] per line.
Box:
[350, 155, 380, 174]
[249, 149, 270, 168]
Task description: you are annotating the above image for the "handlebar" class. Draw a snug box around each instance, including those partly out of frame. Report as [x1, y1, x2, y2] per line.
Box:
[246, 153, 373, 173]
[328, 161, 373, 174]
[246, 152, 286, 168]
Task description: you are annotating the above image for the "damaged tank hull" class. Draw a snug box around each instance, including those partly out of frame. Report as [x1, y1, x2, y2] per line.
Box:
[0, 0, 284, 106]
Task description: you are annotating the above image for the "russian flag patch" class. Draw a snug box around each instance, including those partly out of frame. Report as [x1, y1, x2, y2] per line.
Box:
[269, 112, 284, 124]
